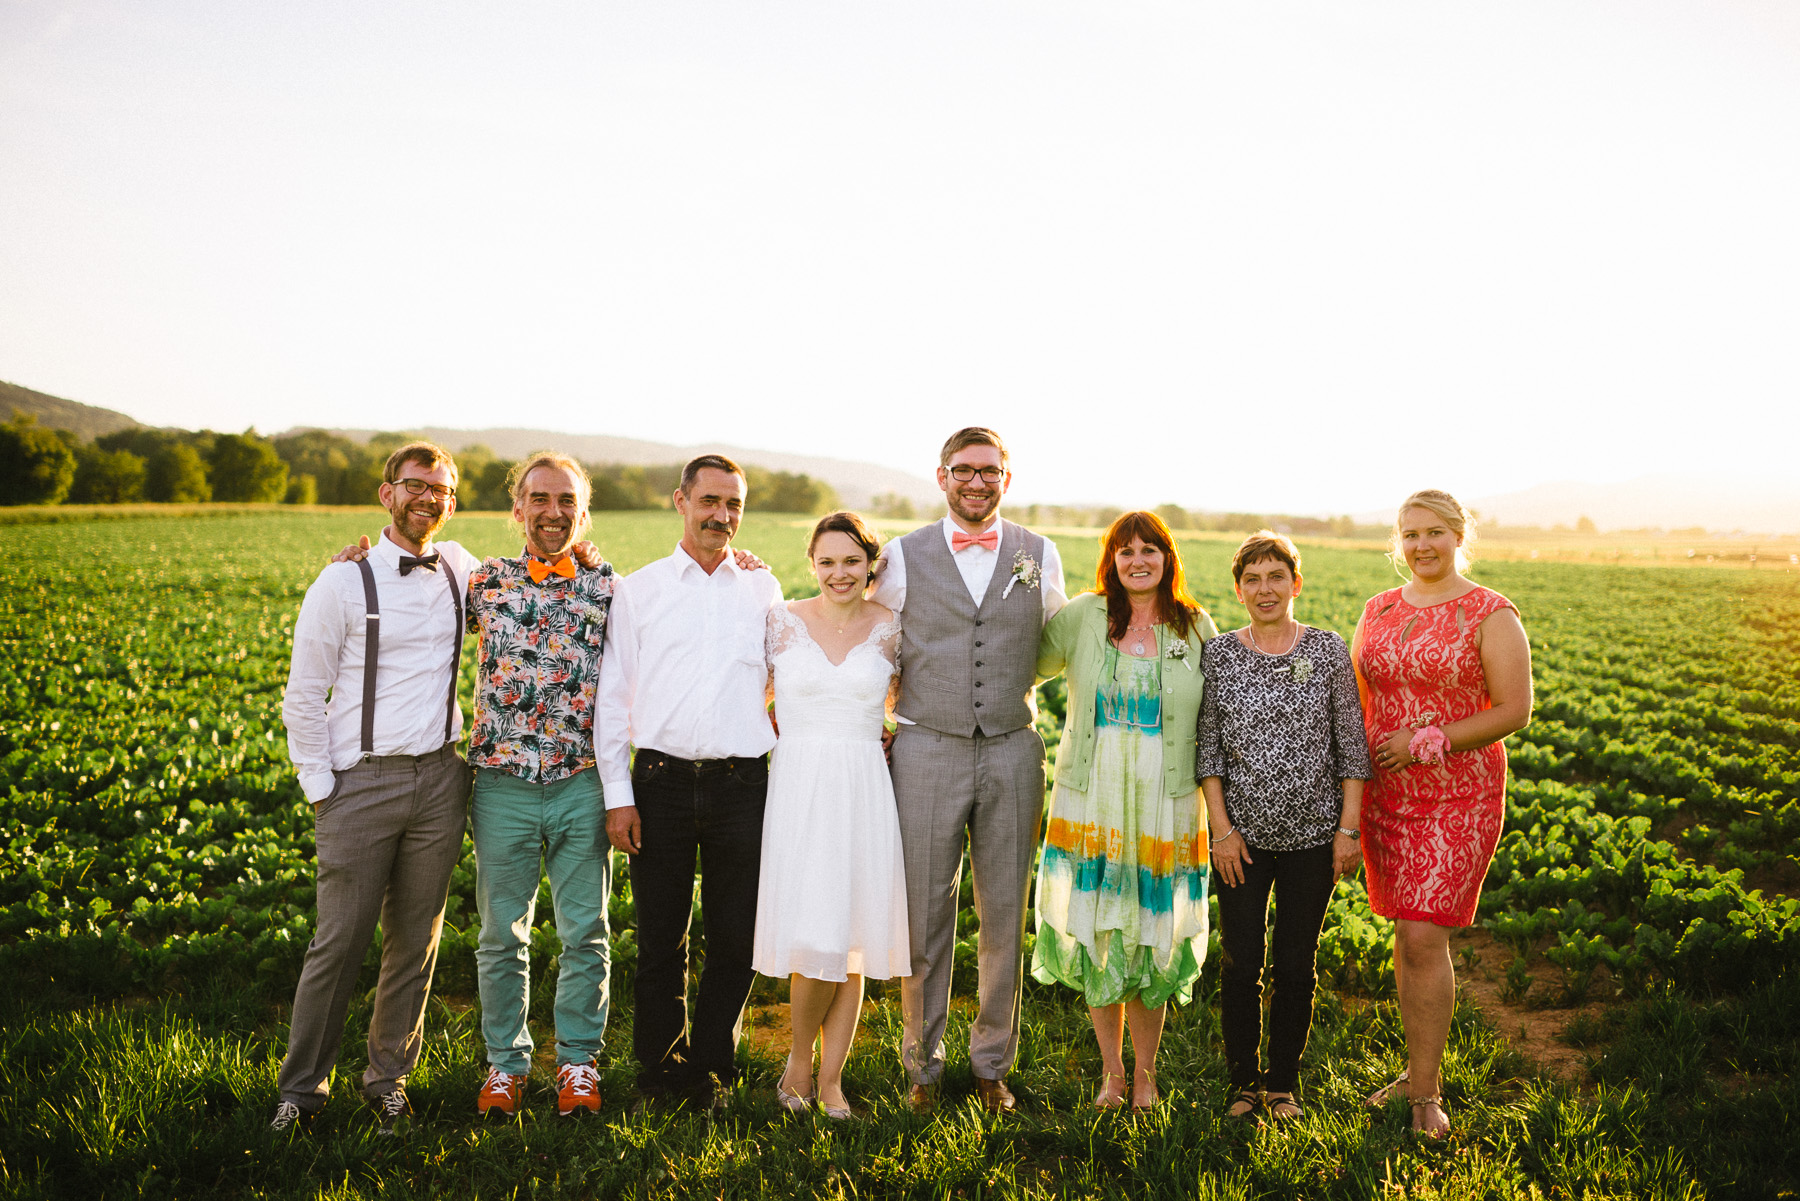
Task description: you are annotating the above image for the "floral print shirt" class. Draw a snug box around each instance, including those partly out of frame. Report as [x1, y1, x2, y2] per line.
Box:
[466, 554, 617, 784]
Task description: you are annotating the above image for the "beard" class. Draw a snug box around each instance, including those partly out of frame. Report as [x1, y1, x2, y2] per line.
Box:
[390, 500, 450, 543]
[947, 486, 1000, 525]
[527, 519, 577, 558]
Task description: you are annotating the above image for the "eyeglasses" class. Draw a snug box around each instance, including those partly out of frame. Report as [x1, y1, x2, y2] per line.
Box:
[947, 465, 1005, 483]
[394, 478, 456, 501]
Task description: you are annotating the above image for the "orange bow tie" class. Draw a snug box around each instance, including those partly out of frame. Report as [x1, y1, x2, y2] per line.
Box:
[527, 556, 577, 583]
[951, 528, 1000, 552]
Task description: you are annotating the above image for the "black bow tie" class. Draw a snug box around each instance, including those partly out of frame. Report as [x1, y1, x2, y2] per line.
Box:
[398, 552, 441, 576]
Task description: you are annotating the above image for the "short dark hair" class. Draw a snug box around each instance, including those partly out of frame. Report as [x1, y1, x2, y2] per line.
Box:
[1231, 530, 1301, 583]
[938, 427, 1008, 469]
[384, 441, 458, 487]
[807, 510, 881, 564]
[680, 453, 745, 495]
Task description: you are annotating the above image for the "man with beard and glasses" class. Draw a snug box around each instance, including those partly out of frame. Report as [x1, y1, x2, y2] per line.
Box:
[273, 442, 480, 1135]
[871, 427, 1066, 1114]
[596, 454, 783, 1110]
[464, 453, 618, 1120]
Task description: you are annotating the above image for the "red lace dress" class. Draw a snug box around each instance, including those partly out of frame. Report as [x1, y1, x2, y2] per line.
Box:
[1357, 584, 1517, 927]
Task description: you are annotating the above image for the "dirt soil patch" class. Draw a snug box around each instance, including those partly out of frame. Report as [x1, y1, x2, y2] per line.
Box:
[1450, 927, 1609, 1085]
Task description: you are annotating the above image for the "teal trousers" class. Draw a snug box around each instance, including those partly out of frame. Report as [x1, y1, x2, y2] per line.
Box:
[472, 766, 612, 1073]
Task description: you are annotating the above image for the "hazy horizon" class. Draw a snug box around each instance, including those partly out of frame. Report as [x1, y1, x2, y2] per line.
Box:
[4, 2, 1798, 515]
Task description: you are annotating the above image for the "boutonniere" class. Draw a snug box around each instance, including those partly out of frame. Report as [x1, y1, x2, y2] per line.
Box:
[1164, 637, 1195, 671]
[1291, 656, 1314, 685]
[1001, 550, 1041, 599]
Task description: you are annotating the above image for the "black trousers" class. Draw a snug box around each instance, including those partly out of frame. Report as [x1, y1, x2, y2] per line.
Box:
[1214, 838, 1336, 1094]
[628, 750, 767, 1092]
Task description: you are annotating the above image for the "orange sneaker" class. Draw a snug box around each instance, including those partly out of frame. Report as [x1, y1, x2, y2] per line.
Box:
[557, 1059, 601, 1116]
[477, 1066, 526, 1117]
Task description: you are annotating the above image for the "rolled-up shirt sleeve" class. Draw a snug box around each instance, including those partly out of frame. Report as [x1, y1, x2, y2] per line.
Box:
[1328, 635, 1373, 780]
[594, 577, 639, 810]
[869, 537, 907, 613]
[1195, 638, 1227, 783]
[283, 573, 347, 803]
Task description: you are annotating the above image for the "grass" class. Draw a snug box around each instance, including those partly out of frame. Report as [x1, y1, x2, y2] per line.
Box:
[5, 962, 1770, 1200]
[2, 508, 1797, 1197]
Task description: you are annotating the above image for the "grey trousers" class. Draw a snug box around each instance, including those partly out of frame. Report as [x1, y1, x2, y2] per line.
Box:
[891, 723, 1046, 1085]
[276, 745, 470, 1110]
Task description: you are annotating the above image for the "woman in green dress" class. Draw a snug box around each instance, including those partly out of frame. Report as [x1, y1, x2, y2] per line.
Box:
[1033, 510, 1217, 1109]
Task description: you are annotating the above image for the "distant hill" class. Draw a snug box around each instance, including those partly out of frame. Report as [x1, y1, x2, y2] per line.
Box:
[307, 426, 942, 511]
[0, 380, 140, 442]
[1356, 475, 1800, 536]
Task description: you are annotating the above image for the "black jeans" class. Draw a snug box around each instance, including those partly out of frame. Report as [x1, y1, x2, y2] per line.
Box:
[629, 750, 767, 1092]
[1215, 838, 1336, 1094]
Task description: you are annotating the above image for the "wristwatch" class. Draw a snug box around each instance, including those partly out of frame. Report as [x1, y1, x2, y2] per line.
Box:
[1336, 826, 1360, 840]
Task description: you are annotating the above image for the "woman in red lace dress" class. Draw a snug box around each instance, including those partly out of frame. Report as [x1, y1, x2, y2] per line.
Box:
[1352, 489, 1532, 1137]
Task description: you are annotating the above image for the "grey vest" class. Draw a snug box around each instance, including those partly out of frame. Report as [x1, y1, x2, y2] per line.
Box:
[896, 520, 1048, 737]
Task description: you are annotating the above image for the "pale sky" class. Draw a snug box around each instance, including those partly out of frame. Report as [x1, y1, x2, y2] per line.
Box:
[3, 1, 1798, 514]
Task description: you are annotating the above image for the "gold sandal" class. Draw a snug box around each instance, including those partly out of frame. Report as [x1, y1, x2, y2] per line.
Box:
[1367, 1069, 1409, 1108]
[1409, 1094, 1450, 1139]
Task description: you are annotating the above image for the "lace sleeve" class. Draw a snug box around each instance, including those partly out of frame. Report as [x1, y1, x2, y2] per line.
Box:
[765, 604, 808, 666]
[872, 616, 902, 675]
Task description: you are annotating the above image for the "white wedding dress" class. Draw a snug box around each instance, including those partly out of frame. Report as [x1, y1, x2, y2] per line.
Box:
[752, 604, 912, 982]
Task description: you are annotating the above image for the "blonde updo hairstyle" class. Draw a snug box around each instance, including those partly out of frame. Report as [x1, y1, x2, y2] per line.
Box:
[1389, 489, 1476, 576]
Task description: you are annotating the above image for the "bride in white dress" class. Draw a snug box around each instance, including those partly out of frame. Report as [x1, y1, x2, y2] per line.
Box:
[753, 511, 910, 1119]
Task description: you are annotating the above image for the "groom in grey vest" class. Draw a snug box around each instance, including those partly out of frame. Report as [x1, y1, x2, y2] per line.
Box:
[872, 426, 1066, 1114]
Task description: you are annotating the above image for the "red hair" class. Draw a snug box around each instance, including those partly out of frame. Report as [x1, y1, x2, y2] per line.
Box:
[1096, 510, 1204, 642]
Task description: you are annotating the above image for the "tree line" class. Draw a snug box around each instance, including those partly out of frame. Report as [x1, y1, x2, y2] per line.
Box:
[0, 415, 840, 514]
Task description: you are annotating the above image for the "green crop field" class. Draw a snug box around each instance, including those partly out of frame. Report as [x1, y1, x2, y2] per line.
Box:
[1, 509, 1797, 1199]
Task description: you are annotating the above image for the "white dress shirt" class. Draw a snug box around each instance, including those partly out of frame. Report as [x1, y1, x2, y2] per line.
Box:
[870, 515, 1067, 623]
[595, 545, 785, 810]
[283, 532, 480, 802]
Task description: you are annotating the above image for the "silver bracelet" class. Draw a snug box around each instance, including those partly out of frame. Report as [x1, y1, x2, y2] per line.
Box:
[1336, 826, 1360, 840]
[1209, 826, 1237, 846]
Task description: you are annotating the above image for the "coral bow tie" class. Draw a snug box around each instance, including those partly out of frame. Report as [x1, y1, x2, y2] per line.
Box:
[951, 529, 1000, 552]
[527, 556, 577, 583]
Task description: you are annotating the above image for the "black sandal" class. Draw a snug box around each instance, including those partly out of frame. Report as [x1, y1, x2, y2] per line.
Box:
[1264, 1093, 1303, 1121]
[1226, 1088, 1262, 1123]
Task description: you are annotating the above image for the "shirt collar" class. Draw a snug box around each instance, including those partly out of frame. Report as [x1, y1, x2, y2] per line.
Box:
[372, 530, 420, 571]
[673, 543, 738, 579]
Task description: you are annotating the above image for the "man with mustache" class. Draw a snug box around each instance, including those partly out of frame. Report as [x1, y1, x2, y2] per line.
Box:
[596, 454, 783, 1110]
[274, 442, 479, 1134]
[465, 453, 618, 1119]
[872, 427, 1067, 1114]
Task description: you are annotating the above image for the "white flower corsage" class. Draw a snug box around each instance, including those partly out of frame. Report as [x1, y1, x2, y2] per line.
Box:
[1001, 550, 1041, 599]
[1164, 637, 1195, 671]
[1291, 656, 1314, 685]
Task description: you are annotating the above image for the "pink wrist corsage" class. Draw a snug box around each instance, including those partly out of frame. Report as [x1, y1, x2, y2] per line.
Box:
[1408, 725, 1451, 766]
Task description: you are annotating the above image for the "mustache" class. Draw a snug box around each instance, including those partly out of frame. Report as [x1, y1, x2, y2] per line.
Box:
[701, 519, 733, 533]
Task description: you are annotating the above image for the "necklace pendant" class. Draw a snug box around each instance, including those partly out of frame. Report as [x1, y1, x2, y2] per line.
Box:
[1133, 640, 1146, 655]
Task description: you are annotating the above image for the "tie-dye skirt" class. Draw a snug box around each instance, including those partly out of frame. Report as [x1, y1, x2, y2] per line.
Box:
[1031, 655, 1210, 1008]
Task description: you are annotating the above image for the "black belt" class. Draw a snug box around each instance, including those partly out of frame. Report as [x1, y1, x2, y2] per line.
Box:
[635, 750, 766, 775]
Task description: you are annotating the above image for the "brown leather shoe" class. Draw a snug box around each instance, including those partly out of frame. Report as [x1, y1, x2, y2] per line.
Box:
[973, 1076, 1016, 1114]
[906, 1083, 936, 1114]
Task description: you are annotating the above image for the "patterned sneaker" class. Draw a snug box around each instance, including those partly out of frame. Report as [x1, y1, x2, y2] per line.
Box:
[556, 1060, 601, 1116]
[371, 1086, 411, 1135]
[477, 1066, 527, 1117]
[269, 1101, 313, 1133]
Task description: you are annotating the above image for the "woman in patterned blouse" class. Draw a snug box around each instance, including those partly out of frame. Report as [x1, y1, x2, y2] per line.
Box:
[1197, 531, 1371, 1123]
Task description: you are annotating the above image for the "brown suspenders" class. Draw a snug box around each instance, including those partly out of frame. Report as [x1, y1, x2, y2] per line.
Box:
[353, 557, 464, 756]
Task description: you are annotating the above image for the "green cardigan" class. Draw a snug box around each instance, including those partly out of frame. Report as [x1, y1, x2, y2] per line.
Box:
[1036, 591, 1218, 799]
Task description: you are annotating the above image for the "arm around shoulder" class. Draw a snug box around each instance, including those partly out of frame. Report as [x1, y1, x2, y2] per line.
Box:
[1035, 592, 1089, 681]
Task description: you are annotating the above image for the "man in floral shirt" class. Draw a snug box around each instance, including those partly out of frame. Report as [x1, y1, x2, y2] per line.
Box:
[465, 451, 617, 1119]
